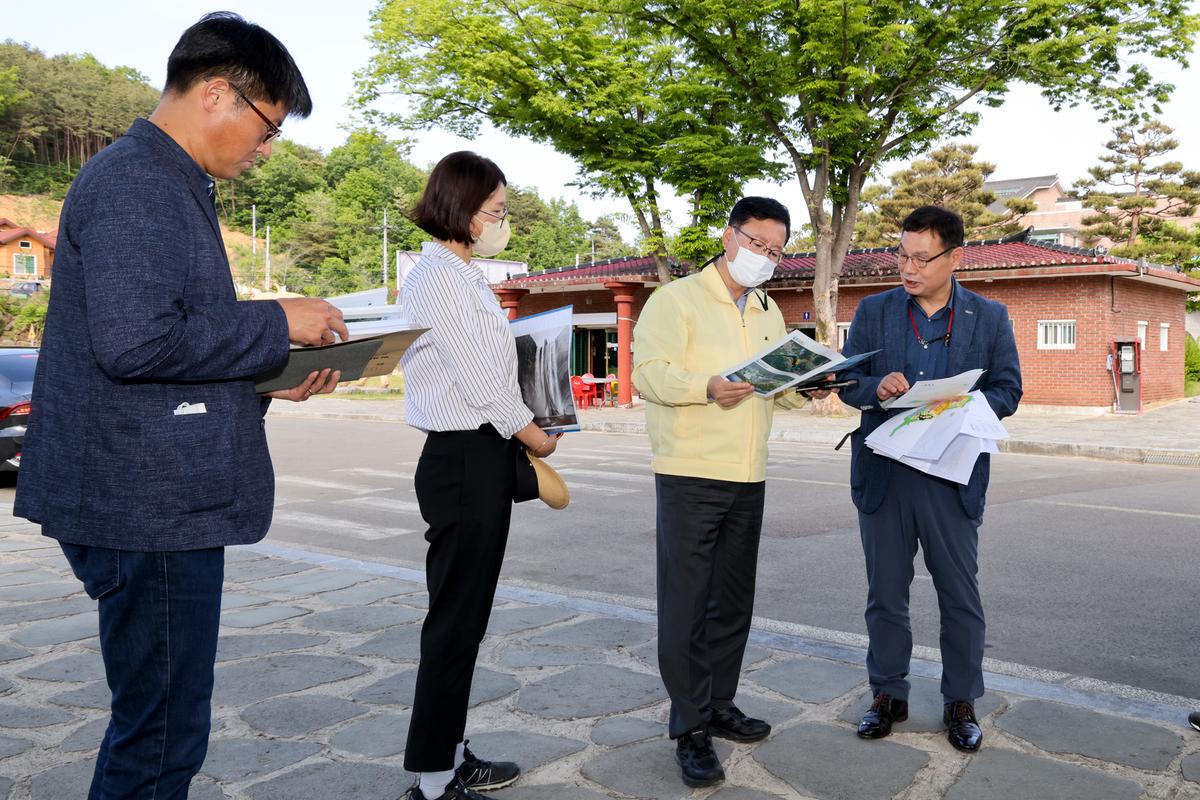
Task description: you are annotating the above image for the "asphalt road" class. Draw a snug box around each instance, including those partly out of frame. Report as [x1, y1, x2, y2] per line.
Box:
[8, 415, 1198, 701]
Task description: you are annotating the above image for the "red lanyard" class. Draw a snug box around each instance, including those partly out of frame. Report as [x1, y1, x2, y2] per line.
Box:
[908, 305, 953, 349]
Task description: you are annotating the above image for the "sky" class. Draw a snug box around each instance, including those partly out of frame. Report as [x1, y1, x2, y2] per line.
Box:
[4, 0, 1199, 241]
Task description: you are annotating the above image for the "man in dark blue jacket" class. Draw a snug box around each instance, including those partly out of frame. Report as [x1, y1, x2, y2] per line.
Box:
[15, 13, 347, 798]
[838, 206, 1022, 753]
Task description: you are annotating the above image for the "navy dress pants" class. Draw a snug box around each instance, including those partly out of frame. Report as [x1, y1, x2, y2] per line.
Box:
[858, 463, 985, 704]
[655, 474, 765, 738]
[405, 425, 516, 772]
[60, 542, 224, 800]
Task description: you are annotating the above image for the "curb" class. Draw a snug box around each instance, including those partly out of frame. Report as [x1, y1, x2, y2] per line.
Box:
[269, 409, 1200, 467]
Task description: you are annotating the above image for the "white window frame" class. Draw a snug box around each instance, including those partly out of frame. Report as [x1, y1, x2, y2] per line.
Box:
[837, 322, 851, 350]
[1137, 321, 1147, 351]
[1159, 323, 1170, 352]
[17, 240, 31, 249]
[11, 254, 36, 276]
[1037, 319, 1076, 350]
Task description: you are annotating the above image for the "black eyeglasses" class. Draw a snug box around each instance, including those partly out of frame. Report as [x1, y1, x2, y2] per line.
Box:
[478, 208, 510, 222]
[732, 226, 784, 263]
[232, 86, 281, 144]
[897, 245, 957, 268]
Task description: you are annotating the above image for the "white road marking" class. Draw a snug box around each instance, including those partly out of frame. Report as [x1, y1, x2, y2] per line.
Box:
[275, 476, 379, 494]
[767, 475, 851, 488]
[271, 510, 413, 540]
[337, 496, 423, 514]
[554, 480, 638, 496]
[557, 467, 652, 483]
[332, 468, 415, 481]
[1025, 499, 1200, 521]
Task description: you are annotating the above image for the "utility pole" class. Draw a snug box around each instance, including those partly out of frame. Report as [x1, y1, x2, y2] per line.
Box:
[265, 225, 271, 291]
[382, 207, 389, 286]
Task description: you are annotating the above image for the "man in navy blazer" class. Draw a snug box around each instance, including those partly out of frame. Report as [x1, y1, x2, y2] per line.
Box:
[838, 206, 1022, 754]
[14, 13, 348, 798]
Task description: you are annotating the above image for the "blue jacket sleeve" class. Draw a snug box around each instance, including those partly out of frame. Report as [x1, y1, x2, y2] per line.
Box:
[980, 305, 1023, 420]
[76, 168, 289, 382]
[837, 304, 886, 412]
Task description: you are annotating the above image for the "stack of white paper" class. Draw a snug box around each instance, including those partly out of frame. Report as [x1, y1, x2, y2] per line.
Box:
[865, 389, 1008, 485]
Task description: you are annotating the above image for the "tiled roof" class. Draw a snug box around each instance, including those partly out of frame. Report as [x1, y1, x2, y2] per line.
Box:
[772, 236, 1125, 282]
[497, 231, 1200, 289]
[0, 225, 56, 250]
[500, 255, 685, 286]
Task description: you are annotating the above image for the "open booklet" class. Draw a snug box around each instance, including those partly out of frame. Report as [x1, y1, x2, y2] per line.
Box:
[720, 330, 878, 398]
[511, 306, 581, 434]
[253, 319, 428, 394]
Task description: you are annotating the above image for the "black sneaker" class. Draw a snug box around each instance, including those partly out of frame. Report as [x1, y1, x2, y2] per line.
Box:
[401, 776, 496, 800]
[675, 727, 725, 788]
[455, 739, 520, 791]
[1189, 711, 1200, 732]
[708, 705, 771, 743]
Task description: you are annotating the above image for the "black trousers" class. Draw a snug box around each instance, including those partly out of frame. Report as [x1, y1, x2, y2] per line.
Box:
[655, 473, 766, 738]
[404, 425, 516, 772]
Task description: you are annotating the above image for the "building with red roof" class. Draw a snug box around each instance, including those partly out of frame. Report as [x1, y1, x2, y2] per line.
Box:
[491, 230, 1200, 410]
[0, 218, 56, 281]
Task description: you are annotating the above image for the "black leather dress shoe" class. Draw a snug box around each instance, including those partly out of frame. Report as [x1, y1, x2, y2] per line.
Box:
[944, 700, 983, 752]
[708, 705, 771, 742]
[1189, 711, 1200, 732]
[857, 693, 908, 739]
[675, 727, 725, 788]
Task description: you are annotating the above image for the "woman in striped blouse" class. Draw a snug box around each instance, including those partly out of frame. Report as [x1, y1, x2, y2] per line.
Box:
[398, 151, 560, 800]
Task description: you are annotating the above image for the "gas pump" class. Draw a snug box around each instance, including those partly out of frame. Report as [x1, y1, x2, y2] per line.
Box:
[1109, 340, 1141, 414]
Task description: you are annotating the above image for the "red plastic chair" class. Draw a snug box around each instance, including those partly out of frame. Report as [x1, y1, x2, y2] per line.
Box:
[580, 373, 600, 407]
[571, 375, 595, 408]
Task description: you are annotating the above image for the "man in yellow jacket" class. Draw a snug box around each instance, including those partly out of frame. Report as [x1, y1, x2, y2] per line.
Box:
[633, 197, 832, 789]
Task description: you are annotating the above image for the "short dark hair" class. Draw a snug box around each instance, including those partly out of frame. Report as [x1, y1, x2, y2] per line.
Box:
[165, 12, 312, 118]
[729, 196, 791, 242]
[411, 151, 507, 244]
[901, 205, 965, 249]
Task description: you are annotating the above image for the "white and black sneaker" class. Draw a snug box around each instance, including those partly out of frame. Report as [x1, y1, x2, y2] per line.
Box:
[454, 739, 521, 792]
[401, 776, 495, 800]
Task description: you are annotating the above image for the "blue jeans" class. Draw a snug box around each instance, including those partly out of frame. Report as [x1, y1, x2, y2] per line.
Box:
[60, 542, 224, 800]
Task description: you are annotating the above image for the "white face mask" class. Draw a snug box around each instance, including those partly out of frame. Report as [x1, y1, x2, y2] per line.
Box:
[473, 217, 511, 258]
[726, 240, 777, 288]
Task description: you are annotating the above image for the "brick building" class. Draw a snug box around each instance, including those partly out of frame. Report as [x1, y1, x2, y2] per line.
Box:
[0, 218, 56, 280]
[492, 231, 1200, 410]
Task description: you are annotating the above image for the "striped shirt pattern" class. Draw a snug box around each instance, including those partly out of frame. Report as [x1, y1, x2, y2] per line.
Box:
[400, 241, 533, 438]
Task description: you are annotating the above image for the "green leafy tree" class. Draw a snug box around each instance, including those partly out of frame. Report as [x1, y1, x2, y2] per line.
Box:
[585, 215, 635, 262]
[1078, 120, 1200, 258]
[623, 0, 1198, 346]
[356, 0, 775, 283]
[854, 143, 1035, 246]
[0, 43, 159, 194]
[9, 293, 48, 344]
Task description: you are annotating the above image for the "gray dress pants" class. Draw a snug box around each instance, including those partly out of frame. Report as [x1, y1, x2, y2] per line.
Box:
[858, 462, 985, 704]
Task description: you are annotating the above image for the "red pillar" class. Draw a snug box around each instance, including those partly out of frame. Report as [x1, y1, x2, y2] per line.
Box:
[493, 288, 528, 321]
[605, 281, 641, 406]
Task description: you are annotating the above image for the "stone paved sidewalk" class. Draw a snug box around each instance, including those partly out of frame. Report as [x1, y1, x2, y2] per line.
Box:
[0, 523, 1196, 800]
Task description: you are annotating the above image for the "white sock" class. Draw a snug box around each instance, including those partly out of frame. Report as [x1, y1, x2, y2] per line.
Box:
[418, 769, 455, 798]
[454, 741, 466, 770]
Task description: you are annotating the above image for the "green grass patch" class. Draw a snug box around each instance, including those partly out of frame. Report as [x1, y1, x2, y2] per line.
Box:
[1186, 380, 1200, 398]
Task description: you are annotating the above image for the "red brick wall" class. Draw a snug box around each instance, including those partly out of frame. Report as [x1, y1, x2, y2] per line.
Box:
[503, 274, 1188, 407]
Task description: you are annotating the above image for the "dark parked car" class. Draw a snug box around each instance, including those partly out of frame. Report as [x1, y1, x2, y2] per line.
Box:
[8, 281, 44, 298]
[0, 348, 35, 471]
